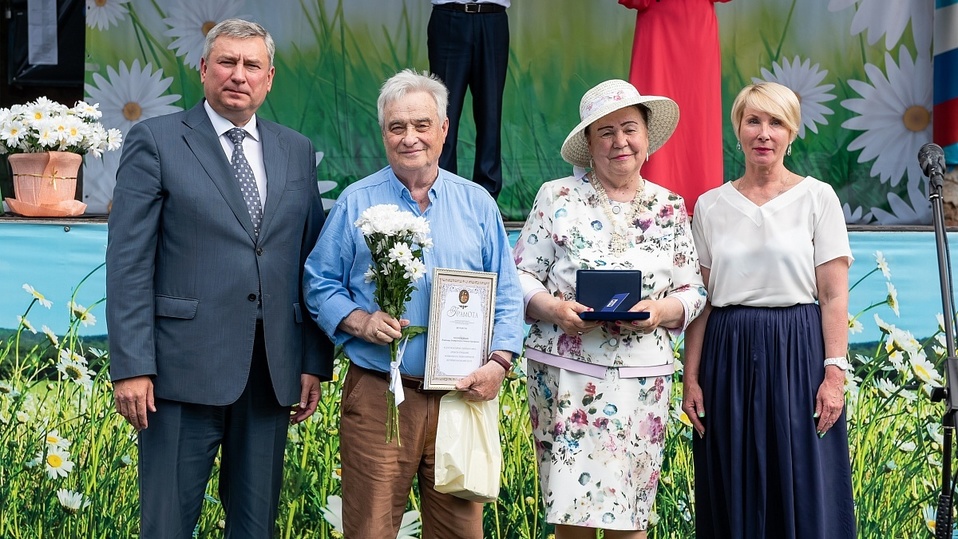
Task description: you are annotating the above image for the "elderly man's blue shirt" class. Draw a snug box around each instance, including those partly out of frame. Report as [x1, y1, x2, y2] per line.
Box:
[304, 166, 523, 376]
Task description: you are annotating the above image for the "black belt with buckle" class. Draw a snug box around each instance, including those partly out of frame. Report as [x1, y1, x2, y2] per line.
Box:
[434, 2, 506, 14]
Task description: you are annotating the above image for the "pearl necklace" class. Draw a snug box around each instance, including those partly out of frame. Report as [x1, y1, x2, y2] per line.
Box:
[589, 172, 644, 255]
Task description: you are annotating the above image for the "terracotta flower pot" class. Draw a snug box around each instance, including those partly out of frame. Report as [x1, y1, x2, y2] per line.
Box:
[5, 151, 87, 217]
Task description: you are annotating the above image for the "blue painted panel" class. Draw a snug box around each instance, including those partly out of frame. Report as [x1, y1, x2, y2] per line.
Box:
[0, 223, 952, 344]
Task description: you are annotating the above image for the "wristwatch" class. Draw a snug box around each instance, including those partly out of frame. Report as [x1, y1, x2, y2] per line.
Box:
[487, 352, 513, 373]
[823, 357, 851, 371]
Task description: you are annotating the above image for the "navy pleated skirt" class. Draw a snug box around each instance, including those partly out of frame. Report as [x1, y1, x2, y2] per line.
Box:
[692, 304, 856, 538]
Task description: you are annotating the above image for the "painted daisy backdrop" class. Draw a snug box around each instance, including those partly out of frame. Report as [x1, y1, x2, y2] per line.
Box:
[80, 0, 938, 224]
[720, 0, 936, 226]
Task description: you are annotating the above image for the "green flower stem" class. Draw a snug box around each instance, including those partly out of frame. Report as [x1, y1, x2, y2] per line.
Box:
[849, 267, 879, 292]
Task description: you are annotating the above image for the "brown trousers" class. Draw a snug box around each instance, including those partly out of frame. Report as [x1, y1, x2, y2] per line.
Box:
[340, 364, 484, 538]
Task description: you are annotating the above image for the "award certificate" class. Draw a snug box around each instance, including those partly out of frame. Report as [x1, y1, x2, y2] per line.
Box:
[424, 268, 497, 390]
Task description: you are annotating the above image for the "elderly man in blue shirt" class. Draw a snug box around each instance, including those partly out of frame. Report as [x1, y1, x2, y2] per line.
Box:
[303, 68, 523, 539]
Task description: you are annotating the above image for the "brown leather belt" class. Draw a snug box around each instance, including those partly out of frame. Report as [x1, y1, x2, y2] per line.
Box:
[434, 2, 506, 14]
[352, 363, 442, 393]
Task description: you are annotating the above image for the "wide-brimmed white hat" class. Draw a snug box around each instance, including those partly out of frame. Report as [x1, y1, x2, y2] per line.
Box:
[560, 79, 680, 168]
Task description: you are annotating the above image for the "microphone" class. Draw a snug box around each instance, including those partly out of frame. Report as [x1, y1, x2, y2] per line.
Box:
[919, 142, 946, 180]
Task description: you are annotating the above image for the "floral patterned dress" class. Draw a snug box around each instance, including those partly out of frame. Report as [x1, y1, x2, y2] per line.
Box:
[513, 175, 706, 530]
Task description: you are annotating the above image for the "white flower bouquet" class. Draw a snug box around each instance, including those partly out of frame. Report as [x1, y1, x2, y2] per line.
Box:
[0, 97, 122, 157]
[355, 204, 432, 444]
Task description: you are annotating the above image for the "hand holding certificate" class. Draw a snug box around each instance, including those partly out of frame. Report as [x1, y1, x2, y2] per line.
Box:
[424, 269, 497, 390]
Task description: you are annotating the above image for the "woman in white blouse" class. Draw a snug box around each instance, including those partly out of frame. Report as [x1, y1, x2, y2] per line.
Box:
[682, 81, 856, 538]
[513, 79, 706, 539]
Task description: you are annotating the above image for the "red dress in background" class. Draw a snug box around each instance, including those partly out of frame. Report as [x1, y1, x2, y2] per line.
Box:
[619, 0, 730, 214]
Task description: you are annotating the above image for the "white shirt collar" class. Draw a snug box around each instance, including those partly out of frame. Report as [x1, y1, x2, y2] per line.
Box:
[203, 100, 260, 141]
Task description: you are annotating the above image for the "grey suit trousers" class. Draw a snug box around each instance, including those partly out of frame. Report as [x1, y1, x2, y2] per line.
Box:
[138, 324, 288, 538]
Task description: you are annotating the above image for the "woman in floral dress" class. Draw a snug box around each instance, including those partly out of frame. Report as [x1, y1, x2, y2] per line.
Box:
[512, 79, 706, 539]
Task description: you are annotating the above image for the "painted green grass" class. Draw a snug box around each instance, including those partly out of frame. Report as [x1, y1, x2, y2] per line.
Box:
[0, 252, 950, 538]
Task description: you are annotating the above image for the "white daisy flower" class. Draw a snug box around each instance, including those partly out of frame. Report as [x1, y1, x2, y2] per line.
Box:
[59, 349, 87, 365]
[869, 181, 931, 225]
[313, 152, 339, 211]
[43, 428, 72, 450]
[41, 325, 59, 347]
[829, 0, 933, 55]
[41, 446, 75, 479]
[874, 313, 893, 335]
[68, 301, 97, 327]
[388, 242, 414, 265]
[842, 203, 873, 225]
[841, 47, 933, 188]
[319, 494, 421, 538]
[397, 508, 422, 539]
[847, 314, 863, 334]
[885, 282, 900, 316]
[72, 101, 102, 121]
[875, 251, 891, 279]
[162, 0, 244, 70]
[889, 326, 922, 356]
[23, 284, 52, 308]
[319, 495, 344, 533]
[403, 258, 427, 282]
[56, 488, 91, 514]
[0, 119, 26, 146]
[17, 316, 37, 334]
[752, 56, 835, 138]
[928, 424, 945, 446]
[855, 353, 874, 366]
[82, 149, 121, 214]
[911, 353, 943, 385]
[0, 380, 17, 397]
[86, 59, 182, 134]
[57, 351, 95, 389]
[938, 313, 946, 333]
[923, 503, 937, 533]
[897, 440, 917, 452]
[85, 0, 130, 31]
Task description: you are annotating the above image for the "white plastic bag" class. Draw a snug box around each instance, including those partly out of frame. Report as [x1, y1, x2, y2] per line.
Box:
[433, 392, 502, 503]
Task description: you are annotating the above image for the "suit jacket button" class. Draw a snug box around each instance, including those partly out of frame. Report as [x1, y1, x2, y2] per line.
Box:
[248, 294, 257, 302]
[256, 248, 264, 256]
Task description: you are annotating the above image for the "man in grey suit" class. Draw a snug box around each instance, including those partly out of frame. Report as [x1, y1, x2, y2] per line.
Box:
[107, 18, 333, 538]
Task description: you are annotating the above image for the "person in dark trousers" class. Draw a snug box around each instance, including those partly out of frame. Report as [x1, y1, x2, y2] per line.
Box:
[427, 0, 509, 199]
[107, 18, 333, 538]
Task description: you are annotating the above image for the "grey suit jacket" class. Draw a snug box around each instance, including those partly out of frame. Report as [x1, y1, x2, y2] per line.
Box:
[106, 102, 333, 406]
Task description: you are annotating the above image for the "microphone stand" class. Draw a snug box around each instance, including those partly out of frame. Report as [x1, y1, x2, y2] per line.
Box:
[928, 153, 958, 538]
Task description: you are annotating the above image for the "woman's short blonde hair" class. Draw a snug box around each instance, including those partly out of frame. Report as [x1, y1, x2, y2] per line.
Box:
[730, 82, 800, 144]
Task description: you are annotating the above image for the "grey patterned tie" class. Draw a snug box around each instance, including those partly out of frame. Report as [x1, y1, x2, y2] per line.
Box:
[226, 128, 263, 237]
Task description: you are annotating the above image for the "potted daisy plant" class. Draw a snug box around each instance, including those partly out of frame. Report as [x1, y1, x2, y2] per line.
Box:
[0, 97, 122, 217]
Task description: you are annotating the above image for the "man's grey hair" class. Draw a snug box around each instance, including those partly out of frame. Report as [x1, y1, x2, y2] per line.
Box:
[377, 69, 449, 132]
[202, 18, 275, 67]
